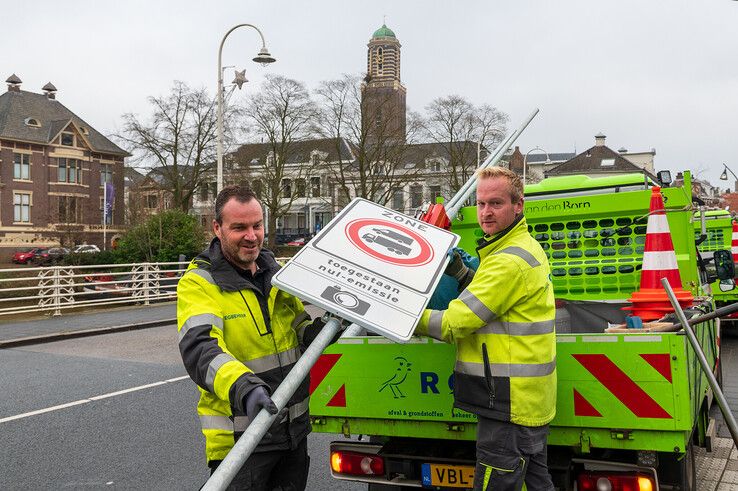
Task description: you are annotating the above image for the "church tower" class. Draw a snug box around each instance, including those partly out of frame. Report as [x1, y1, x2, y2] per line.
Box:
[362, 24, 407, 143]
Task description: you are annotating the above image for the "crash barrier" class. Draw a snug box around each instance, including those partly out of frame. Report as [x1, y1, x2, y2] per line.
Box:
[0, 258, 291, 317]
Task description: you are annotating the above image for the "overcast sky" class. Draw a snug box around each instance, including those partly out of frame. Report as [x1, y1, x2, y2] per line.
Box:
[3, 0, 737, 188]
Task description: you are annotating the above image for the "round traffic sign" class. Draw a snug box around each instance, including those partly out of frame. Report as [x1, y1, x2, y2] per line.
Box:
[344, 218, 434, 266]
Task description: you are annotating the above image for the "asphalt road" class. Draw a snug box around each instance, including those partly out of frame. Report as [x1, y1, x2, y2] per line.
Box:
[1, 320, 736, 490]
[0, 325, 363, 490]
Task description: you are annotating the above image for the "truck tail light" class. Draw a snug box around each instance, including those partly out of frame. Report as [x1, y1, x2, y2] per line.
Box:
[576, 472, 654, 491]
[330, 450, 385, 476]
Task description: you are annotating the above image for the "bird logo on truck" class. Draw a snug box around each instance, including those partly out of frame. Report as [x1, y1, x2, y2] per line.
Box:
[378, 356, 412, 398]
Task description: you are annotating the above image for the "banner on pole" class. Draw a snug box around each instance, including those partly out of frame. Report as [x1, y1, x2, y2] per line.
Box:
[104, 183, 115, 224]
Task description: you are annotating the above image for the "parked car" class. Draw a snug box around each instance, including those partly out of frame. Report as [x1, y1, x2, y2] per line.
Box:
[286, 237, 306, 247]
[32, 247, 70, 266]
[12, 247, 47, 264]
[73, 244, 101, 254]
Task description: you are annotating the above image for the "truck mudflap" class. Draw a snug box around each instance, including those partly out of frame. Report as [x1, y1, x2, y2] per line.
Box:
[310, 322, 717, 454]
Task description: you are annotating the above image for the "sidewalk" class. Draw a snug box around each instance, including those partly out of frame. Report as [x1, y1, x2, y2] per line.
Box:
[0, 303, 176, 346]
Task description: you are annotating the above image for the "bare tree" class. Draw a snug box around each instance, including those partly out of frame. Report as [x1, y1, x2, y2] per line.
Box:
[240, 74, 318, 248]
[115, 81, 234, 212]
[314, 74, 422, 209]
[422, 95, 508, 193]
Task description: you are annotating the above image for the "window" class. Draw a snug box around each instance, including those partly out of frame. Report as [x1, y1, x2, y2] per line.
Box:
[61, 132, 75, 147]
[282, 179, 292, 198]
[199, 183, 209, 201]
[338, 187, 351, 207]
[377, 47, 384, 73]
[430, 185, 442, 202]
[601, 158, 615, 167]
[58, 158, 82, 183]
[14, 193, 31, 223]
[13, 153, 30, 180]
[58, 196, 80, 223]
[295, 179, 306, 198]
[310, 177, 321, 197]
[24, 118, 40, 127]
[410, 184, 423, 208]
[146, 194, 159, 209]
[430, 160, 442, 172]
[311, 154, 319, 167]
[392, 189, 404, 210]
[100, 164, 113, 185]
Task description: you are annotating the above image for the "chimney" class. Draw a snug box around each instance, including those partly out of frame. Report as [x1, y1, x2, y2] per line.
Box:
[42, 82, 57, 100]
[6, 73, 21, 92]
[595, 133, 606, 147]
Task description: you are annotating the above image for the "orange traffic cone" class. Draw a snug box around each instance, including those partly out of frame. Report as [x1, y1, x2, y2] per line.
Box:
[732, 220, 738, 278]
[624, 186, 693, 321]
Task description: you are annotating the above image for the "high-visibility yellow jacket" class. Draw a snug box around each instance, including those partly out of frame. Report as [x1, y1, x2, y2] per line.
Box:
[177, 240, 312, 463]
[415, 216, 557, 427]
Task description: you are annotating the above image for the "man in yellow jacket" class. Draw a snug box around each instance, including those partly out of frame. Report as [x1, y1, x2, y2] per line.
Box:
[177, 185, 321, 490]
[414, 167, 557, 491]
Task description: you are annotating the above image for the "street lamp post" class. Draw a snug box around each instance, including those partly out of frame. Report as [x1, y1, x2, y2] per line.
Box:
[523, 146, 549, 185]
[719, 163, 738, 192]
[216, 24, 276, 194]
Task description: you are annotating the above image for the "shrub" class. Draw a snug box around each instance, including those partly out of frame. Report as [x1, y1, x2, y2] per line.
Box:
[115, 210, 206, 263]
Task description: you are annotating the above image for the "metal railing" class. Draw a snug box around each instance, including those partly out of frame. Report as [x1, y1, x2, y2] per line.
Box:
[0, 257, 294, 318]
[0, 261, 188, 317]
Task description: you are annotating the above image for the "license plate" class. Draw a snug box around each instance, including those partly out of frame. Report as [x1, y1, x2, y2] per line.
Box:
[421, 463, 475, 488]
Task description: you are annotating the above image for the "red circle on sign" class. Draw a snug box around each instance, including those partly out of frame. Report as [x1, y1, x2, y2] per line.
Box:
[345, 218, 434, 266]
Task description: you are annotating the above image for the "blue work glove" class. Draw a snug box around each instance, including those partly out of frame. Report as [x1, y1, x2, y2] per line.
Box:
[429, 248, 479, 310]
[244, 386, 278, 419]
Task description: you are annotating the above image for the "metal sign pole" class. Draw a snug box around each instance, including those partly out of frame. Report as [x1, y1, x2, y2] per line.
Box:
[201, 318, 342, 491]
[661, 278, 738, 447]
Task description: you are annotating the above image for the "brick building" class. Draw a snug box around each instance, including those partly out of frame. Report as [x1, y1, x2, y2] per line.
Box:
[0, 75, 127, 256]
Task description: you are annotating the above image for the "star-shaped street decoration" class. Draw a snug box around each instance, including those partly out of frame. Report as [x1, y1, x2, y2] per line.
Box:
[232, 69, 248, 90]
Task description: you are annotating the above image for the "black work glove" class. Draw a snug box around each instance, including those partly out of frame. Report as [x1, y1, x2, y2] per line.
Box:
[445, 250, 474, 289]
[302, 317, 343, 348]
[244, 386, 278, 418]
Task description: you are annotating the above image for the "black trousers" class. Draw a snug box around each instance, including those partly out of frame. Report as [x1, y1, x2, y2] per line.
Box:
[208, 439, 310, 491]
[472, 416, 554, 491]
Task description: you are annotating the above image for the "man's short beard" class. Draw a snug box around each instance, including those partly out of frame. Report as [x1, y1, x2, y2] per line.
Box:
[222, 241, 261, 270]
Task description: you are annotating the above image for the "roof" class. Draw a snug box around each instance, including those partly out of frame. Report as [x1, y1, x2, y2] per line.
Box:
[124, 166, 146, 187]
[545, 144, 656, 180]
[372, 24, 396, 39]
[230, 137, 355, 166]
[0, 89, 128, 156]
[400, 141, 480, 168]
[524, 152, 576, 164]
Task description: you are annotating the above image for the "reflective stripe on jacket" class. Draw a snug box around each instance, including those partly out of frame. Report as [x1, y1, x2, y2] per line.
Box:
[416, 216, 556, 427]
[177, 239, 312, 462]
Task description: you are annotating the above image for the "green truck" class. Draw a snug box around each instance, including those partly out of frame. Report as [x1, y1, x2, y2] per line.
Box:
[694, 209, 738, 329]
[308, 171, 727, 490]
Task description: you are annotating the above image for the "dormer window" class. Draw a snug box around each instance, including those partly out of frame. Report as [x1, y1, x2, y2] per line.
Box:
[601, 158, 615, 167]
[61, 132, 75, 147]
[80, 126, 89, 135]
[24, 118, 40, 127]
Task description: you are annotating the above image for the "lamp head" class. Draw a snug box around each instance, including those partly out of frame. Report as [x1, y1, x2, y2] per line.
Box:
[720, 169, 728, 181]
[253, 47, 276, 66]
